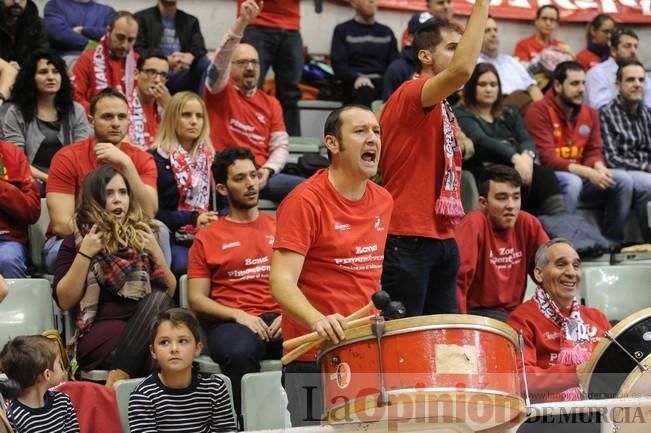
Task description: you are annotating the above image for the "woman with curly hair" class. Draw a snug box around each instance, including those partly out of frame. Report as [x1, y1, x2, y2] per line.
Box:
[1, 49, 91, 185]
[150, 91, 218, 277]
[53, 165, 176, 386]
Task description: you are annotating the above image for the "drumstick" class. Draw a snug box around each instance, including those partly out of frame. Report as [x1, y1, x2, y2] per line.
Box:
[281, 315, 375, 365]
[282, 290, 390, 350]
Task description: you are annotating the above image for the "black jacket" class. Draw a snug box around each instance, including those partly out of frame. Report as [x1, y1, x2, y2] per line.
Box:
[134, 7, 207, 65]
[0, 0, 48, 63]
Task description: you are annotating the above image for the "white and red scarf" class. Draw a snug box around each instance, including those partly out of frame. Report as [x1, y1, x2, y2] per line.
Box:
[92, 36, 137, 97]
[435, 100, 464, 227]
[168, 144, 213, 212]
[128, 87, 160, 149]
[534, 286, 590, 400]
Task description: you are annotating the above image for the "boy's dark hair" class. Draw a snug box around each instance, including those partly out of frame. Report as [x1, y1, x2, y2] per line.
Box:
[90, 87, 128, 116]
[535, 4, 559, 19]
[551, 61, 585, 88]
[0, 336, 58, 390]
[478, 165, 522, 197]
[212, 147, 257, 185]
[323, 104, 373, 161]
[413, 20, 462, 73]
[611, 28, 638, 50]
[616, 59, 645, 82]
[150, 308, 201, 346]
[137, 49, 169, 70]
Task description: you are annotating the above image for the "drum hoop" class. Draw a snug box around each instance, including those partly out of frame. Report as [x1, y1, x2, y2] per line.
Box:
[581, 307, 651, 390]
[615, 355, 651, 397]
[324, 388, 526, 423]
[318, 322, 519, 360]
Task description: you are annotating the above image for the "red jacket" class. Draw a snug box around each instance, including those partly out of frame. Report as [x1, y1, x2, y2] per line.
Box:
[0, 141, 40, 243]
[524, 89, 605, 171]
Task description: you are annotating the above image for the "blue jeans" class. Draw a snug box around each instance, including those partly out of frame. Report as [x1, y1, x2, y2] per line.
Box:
[381, 236, 460, 316]
[0, 239, 27, 278]
[261, 173, 304, 203]
[207, 312, 282, 416]
[626, 170, 651, 241]
[166, 55, 211, 95]
[555, 169, 633, 243]
[243, 26, 303, 136]
[170, 243, 189, 278]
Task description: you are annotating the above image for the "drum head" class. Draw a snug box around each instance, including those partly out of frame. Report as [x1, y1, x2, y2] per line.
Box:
[583, 307, 651, 398]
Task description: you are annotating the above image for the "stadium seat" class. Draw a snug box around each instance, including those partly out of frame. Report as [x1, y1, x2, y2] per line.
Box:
[114, 378, 145, 433]
[241, 371, 290, 430]
[461, 170, 479, 213]
[179, 274, 189, 308]
[0, 279, 54, 344]
[298, 100, 342, 139]
[258, 199, 278, 213]
[27, 198, 50, 277]
[288, 136, 321, 154]
[582, 265, 651, 322]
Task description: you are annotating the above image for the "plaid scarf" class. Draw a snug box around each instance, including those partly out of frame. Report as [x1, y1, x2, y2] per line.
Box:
[434, 100, 464, 227]
[168, 144, 213, 212]
[534, 286, 590, 400]
[92, 36, 137, 97]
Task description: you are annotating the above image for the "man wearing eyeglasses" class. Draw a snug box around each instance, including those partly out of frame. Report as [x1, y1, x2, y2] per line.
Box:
[128, 50, 170, 148]
[204, 0, 303, 203]
[71, 11, 139, 112]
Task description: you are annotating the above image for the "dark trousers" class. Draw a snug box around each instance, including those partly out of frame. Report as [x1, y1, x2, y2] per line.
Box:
[207, 312, 282, 416]
[166, 55, 212, 95]
[113, 290, 176, 377]
[381, 236, 460, 316]
[243, 26, 303, 136]
[282, 361, 322, 427]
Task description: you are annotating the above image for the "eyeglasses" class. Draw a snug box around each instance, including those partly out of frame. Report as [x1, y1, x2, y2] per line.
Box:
[232, 59, 260, 67]
[140, 68, 169, 81]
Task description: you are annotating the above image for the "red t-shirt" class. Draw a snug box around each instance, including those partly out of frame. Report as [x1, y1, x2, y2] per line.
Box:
[0, 141, 40, 243]
[513, 34, 562, 62]
[274, 169, 394, 361]
[237, 0, 300, 31]
[187, 212, 280, 317]
[204, 82, 285, 168]
[507, 299, 611, 402]
[576, 49, 602, 71]
[380, 77, 456, 239]
[455, 210, 549, 314]
[46, 138, 157, 197]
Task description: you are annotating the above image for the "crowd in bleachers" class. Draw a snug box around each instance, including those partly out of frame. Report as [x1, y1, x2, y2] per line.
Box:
[0, 0, 651, 431]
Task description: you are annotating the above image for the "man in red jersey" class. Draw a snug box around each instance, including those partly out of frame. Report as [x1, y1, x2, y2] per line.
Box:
[456, 165, 548, 321]
[379, 0, 488, 317]
[271, 105, 393, 426]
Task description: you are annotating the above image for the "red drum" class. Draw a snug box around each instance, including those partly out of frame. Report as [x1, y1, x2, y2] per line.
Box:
[318, 315, 525, 431]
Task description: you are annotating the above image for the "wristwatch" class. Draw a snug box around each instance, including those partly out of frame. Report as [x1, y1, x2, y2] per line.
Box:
[524, 150, 536, 160]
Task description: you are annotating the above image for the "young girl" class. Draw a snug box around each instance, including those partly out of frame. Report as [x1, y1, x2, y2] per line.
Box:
[53, 166, 176, 386]
[128, 308, 236, 433]
[150, 92, 218, 277]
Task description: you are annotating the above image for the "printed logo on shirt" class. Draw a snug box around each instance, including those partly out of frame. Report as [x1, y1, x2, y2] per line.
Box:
[266, 235, 275, 245]
[222, 241, 241, 250]
[488, 247, 523, 270]
[355, 244, 378, 255]
[555, 145, 584, 160]
[374, 216, 384, 232]
[255, 112, 266, 124]
[334, 244, 383, 272]
[228, 118, 266, 145]
[334, 222, 352, 231]
[544, 331, 561, 340]
[578, 124, 591, 137]
[245, 256, 269, 266]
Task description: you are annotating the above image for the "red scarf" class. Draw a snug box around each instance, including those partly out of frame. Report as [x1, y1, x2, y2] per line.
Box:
[434, 100, 464, 227]
[92, 36, 137, 97]
[165, 144, 213, 212]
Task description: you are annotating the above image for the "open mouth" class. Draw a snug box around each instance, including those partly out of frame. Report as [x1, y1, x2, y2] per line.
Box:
[112, 208, 124, 217]
[362, 149, 377, 163]
[560, 280, 577, 289]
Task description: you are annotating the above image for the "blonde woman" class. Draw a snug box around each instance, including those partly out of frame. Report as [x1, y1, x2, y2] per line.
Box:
[53, 166, 176, 386]
[150, 91, 218, 277]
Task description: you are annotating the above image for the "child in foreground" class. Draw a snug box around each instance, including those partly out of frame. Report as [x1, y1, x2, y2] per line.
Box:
[128, 308, 237, 433]
[0, 335, 80, 433]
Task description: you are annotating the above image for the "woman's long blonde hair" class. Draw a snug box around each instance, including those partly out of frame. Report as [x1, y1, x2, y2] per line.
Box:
[152, 91, 213, 155]
[75, 166, 151, 255]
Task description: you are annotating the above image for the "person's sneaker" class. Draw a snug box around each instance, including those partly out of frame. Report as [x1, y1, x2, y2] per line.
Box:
[105, 368, 129, 388]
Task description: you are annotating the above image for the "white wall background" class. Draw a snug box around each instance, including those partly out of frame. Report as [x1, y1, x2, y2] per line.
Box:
[33, 0, 651, 66]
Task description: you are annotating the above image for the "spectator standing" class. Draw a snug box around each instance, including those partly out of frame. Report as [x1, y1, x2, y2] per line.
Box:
[70, 11, 138, 112]
[135, 0, 210, 95]
[43, 0, 115, 66]
[0, 139, 40, 277]
[2, 50, 91, 186]
[150, 91, 216, 277]
[599, 60, 651, 242]
[238, 0, 302, 136]
[188, 148, 282, 419]
[379, 0, 489, 317]
[585, 29, 651, 110]
[330, 0, 398, 107]
[525, 61, 633, 245]
[205, 0, 303, 203]
[0, 0, 48, 65]
[575, 14, 615, 71]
